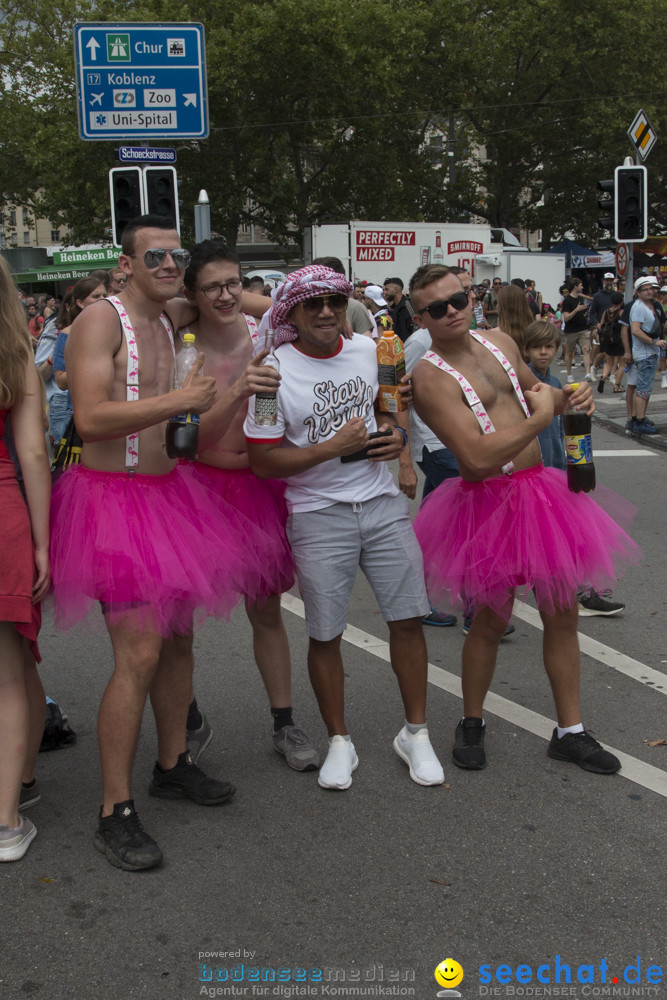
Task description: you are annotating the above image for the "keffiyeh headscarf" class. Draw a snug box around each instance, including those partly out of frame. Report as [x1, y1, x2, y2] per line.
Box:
[269, 265, 353, 346]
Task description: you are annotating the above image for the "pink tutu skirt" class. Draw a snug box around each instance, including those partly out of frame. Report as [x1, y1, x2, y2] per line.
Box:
[50, 464, 286, 636]
[413, 464, 640, 621]
[192, 462, 295, 598]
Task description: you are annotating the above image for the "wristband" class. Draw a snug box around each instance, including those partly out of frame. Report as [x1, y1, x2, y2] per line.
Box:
[395, 426, 408, 448]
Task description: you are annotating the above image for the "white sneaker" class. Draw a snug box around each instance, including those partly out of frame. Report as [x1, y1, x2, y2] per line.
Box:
[590, 366, 597, 379]
[318, 735, 358, 790]
[584, 373, 593, 381]
[567, 375, 575, 384]
[0, 817, 36, 862]
[393, 726, 445, 786]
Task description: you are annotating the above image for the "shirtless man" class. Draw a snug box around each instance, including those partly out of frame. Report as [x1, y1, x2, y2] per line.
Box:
[50, 215, 254, 871]
[408, 264, 636, 776]
[182, 240, 320, 771]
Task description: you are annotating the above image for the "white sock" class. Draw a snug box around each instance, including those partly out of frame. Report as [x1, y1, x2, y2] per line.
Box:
[405, 721, 427, 734]
[557, 723, 584, 739]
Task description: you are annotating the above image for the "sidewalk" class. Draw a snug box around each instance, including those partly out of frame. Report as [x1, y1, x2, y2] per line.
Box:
[563, 365, 667, 453]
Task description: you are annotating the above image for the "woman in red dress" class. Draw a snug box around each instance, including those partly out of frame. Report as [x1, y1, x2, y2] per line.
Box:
[0, 258, 51, 862]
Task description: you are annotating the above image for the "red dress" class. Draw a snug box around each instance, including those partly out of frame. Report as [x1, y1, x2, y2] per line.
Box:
[0, 409, 41, 660]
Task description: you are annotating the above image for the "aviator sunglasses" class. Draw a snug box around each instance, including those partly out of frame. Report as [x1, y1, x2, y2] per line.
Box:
[130, 248, 192, 270]
[302, 293, 349, 313]
[415, 290, 470, 320]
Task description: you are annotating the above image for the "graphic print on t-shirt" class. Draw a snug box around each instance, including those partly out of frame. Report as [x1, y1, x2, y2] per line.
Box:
[305, 376, 375, 443]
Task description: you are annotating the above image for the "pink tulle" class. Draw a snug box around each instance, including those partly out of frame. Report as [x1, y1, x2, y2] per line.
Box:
[191, 463, 295, 598]
[50, 464, 287, 636]
[413, 465, 640, 621]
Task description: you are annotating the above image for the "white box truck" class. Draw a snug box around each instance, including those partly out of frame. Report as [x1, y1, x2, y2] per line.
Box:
[304, 222, 566, 307]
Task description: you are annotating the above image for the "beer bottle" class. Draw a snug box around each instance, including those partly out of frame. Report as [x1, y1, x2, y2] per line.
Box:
[563, 383, 595, 492]
[254, 329, 280, 426]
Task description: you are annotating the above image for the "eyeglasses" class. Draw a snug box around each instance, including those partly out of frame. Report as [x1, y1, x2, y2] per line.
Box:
[302, 294, 349, 313]
[197, 280, 243, 299]
[130, 248, 191, 270]
[415, 291, 470, 319]
[492, 280, 502, 286]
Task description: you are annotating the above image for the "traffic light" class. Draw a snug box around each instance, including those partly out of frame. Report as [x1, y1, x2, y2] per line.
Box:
[597, 178, 615, 234]
[144, 166, 180, 233]
[614, 165, 647, 243]
[109, 167, 144, 247]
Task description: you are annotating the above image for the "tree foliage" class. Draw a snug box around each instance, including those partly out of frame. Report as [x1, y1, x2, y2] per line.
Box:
[0, 0, 665, 249]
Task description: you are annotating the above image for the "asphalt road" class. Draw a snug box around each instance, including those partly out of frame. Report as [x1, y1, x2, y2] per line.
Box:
[1, 424, 665, 1000]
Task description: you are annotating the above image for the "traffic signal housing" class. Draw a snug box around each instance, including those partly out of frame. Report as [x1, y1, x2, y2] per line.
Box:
[597, 178, 615, 235]
[109, 167, 144, 247]
[144, 166, 180, 233]
[614, 165, 647, 243]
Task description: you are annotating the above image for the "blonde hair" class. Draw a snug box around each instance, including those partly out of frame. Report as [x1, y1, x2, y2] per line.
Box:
[523, 320, 560, 361]
[0, 257, 33, 408]
[497, 284, 534, 349]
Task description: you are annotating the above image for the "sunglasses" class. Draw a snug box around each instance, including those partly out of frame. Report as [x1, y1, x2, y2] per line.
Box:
[415, 291, 470, 319]
[302, 294, 349, 313]
[198, 279, 243, 299]
[130, 248, 191, 270]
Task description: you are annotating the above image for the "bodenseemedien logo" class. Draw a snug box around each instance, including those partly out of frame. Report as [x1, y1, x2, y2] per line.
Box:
[435, 959, 464, 998]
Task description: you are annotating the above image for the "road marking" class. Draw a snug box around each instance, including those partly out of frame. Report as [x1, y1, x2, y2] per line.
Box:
[594, 449, 658, 457]
[512, 603, 666, 694]
[281, 593, 667, 800]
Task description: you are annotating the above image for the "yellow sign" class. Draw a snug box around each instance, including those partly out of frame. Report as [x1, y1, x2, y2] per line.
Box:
[627, 109, 657, 161]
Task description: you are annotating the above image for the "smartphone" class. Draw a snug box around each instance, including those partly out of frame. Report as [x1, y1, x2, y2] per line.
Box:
[340, 428, 393, 463]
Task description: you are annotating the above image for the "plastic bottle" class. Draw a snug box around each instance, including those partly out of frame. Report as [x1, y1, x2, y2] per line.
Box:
[254, 329, 280, 426]
[376, 323, 407, 412]
[563, 383, 595, 493]
[165, 332, 200, 460]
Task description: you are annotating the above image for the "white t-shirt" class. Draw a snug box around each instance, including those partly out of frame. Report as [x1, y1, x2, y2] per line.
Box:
[244, 334, 398, 513]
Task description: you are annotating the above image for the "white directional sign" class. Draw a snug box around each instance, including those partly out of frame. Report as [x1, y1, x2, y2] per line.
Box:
[74, 22, 208, 140]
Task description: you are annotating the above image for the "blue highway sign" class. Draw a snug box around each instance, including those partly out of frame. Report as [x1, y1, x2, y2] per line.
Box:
[74, 22, 208, 140]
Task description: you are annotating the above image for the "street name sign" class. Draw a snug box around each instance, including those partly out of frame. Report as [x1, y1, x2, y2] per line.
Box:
[74, 23, 208, 140]
[117, 146, 177, 163]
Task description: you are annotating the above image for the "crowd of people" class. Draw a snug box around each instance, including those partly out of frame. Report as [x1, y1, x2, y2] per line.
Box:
[0, 220, 648, 871]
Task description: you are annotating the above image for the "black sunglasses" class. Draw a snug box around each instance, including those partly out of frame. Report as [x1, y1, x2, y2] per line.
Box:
[302, 294, 349, 313]
[415, 291, 470, 319]
[130, 248, 191, 270]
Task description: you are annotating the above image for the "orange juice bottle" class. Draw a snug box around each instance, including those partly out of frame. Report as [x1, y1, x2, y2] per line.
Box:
[376, 320, 407, 412]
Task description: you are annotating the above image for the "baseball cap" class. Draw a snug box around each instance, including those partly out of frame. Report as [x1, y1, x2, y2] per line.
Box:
[603, 272, 615, 279]
[634, 275, 658, 290]
[364, 284, 387, 307]
[661, 286, 667, 293]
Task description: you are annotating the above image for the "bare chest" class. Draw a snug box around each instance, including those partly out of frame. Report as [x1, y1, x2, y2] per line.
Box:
[111, 321, 174, 400]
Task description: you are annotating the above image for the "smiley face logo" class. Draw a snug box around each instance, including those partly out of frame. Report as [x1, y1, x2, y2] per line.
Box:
[435, 959, 464, 991]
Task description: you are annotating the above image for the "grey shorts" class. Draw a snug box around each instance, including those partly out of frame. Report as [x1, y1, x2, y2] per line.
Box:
[286, 493, 429, 641]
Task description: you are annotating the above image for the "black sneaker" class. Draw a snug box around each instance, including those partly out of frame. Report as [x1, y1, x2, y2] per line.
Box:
[94, 800, 163, 871]
[577, 594, 625, 616]
[148, 751, 236, 805]
[452, 718, 486, 770]
[422, 610, 457, 627]
[547, 729, 621, 774]
[462, 616, 516, 638]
